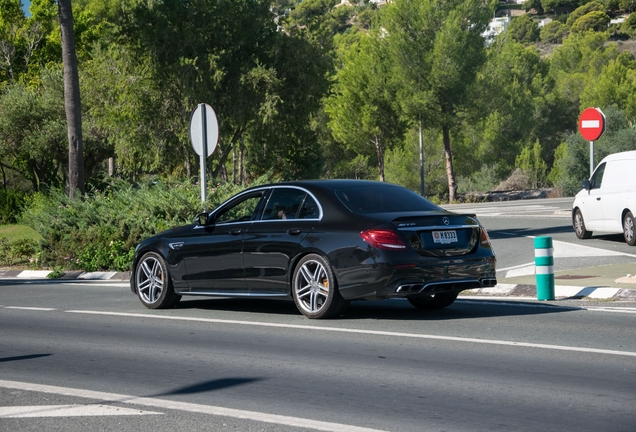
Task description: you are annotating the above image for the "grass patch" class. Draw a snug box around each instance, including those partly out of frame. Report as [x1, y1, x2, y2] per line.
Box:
[0, 224, 43, 242]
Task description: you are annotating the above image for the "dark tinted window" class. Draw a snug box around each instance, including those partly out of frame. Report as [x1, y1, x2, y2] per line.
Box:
[298, 194, 320, 219]
[590, 162, 606, 189]
[214, 192, 264, 224]
[262, 188, 307, 220]
[335, 185, 441, 214]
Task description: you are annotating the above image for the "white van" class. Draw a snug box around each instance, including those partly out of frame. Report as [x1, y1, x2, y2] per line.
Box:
[572, 150, 636, 246]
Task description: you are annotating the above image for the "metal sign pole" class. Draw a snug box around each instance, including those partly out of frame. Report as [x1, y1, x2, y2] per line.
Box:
[200, 104, 208, 210]
[590, 140, 594, 177]
[419, 118, 424, 197]
[190, 102, 219, 213]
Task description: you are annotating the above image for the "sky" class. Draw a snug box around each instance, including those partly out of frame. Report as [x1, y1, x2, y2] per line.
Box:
[22, 1, 31, 16]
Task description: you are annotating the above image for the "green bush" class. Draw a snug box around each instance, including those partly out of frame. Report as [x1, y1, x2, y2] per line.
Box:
[0, 237, 10, 266]
[0, 189, 27, 224]
[20, 175, 273, 272]
[0, 236, 39, 267]
[456, 164, 502, 194]
[540, 21, 568, 43]
[47, 267, 65, 279]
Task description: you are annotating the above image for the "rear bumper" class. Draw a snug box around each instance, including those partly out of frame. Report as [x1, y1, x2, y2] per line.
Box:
[336, 256, 497, 300]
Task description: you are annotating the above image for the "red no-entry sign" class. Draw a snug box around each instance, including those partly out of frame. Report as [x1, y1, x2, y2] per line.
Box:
[578, 107, 606, 141]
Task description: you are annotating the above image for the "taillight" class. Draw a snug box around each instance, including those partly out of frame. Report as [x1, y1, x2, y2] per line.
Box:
[360, 229, 407, 250]
[480, 226, 493, 249]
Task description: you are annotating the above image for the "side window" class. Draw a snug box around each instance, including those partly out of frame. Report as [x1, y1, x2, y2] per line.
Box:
[214, 193, 264, 224]
[261, 188, 307, 220]
[590, 162, 606, 190]
[298, 194, 320, 219]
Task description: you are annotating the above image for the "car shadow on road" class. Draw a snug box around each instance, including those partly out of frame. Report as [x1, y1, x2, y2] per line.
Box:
[176, 297, 301, 316]
[174, 297, 580, 321]
[588, 233, 628, 244]
[153, 378, 261, 397]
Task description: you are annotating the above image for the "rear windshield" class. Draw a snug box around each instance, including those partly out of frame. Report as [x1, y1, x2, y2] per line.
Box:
[335, 185, 441, 214]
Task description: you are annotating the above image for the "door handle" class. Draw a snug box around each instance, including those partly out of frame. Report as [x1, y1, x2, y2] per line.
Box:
[229, 229, 242, 235]
[288, 228, 302, 235]
[596, 197, 601, 201]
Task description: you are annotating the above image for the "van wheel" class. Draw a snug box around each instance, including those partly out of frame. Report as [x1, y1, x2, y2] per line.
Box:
[623, 212, 636, 246]
[574, 209, 592, 239]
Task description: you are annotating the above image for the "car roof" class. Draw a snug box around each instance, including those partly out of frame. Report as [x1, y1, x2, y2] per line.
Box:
[258, 179, 402, 192]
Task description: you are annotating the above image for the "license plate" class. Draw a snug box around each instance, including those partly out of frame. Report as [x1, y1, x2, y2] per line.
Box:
[432, 230, 457, 244]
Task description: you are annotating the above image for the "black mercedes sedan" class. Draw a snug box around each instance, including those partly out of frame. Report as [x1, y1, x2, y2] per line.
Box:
[130, 180, 497, 319]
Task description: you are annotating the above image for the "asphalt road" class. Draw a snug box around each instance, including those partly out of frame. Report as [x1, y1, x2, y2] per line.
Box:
[1, 198, 636, 431]
[446, 197, 636, 274]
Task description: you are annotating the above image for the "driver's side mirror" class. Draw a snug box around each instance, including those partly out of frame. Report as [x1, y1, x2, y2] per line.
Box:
[581, 180, 590, 190]
[195, 212, 210, 226]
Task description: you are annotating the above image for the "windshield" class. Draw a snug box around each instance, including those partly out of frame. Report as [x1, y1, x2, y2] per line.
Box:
[335, 185, 441, 214]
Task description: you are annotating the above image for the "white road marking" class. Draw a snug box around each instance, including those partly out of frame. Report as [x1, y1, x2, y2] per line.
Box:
[4, 306, 57, 311]
[0, 404, 162, 418]
[0, 380, 385, 432]
[504, 265, 535, 278]
[585, 307, 636, 314]
[552, 239, 636, 258]
[499, 231, 636, 258]
[457, 299, 636, 313]
[64, 309, 636, 358]
[497, 259, 536, 278]
[445, 204, 570, 218]
[497, 262, 535, 273]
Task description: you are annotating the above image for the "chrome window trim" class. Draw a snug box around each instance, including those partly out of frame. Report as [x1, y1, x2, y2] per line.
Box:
[209, 185, 323, 226]
[207, 188, 269, 227]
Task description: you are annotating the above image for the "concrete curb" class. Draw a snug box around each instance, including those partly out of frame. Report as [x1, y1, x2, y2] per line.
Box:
[0, 269, 130, 281]
[466, 283, 636, 301]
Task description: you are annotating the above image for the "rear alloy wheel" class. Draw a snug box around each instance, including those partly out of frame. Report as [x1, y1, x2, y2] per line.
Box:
[135, 252, 181, 309]
[623, 212, 636, 246]
[293, 254, 346, 319]
[408, 292, 458, 310]
[573, 209, 592, 239]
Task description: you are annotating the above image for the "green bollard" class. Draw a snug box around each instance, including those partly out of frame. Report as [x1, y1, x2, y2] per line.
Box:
[534, 236, 555, 301]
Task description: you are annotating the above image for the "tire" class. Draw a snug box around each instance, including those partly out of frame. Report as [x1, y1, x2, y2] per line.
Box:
[292, 254, 346, 319]
[408, 292, 458, 310]
[573, 209, 592, 240]
[135, 252, 181, 309]
[624, 211, 636, 246]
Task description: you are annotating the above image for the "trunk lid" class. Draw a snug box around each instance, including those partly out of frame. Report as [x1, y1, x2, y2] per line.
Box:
[391, 213, 481, 257]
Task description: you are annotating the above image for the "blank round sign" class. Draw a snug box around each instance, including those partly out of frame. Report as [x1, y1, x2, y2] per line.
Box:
[190, 103, 219, 157]
[578, 107, 605, 141]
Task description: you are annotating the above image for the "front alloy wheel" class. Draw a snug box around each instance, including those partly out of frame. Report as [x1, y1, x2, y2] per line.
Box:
[624, 212, 636, 246]
[135, 252, 180, 309]
[292, 254, 347, 319]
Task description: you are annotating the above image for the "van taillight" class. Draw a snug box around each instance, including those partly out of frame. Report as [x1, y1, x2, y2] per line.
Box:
[360, 229, 407, 250]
